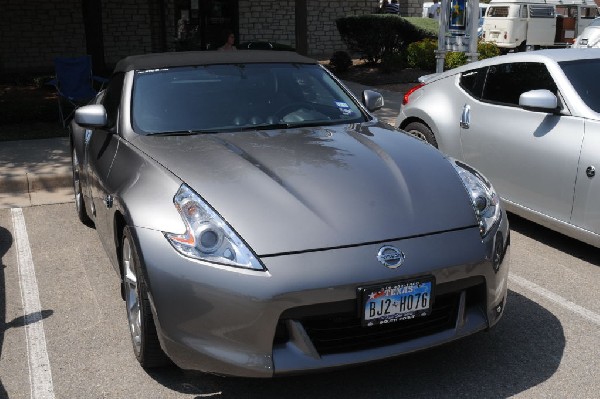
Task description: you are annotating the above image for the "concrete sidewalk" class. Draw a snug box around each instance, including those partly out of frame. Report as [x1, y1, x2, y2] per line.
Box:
[0, 81, 407, 209]
[0, 137, 73, 208]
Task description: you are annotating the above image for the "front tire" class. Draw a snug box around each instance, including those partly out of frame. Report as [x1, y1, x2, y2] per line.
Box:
[403, 121, 438, 148]
[122, 226, 170, 368]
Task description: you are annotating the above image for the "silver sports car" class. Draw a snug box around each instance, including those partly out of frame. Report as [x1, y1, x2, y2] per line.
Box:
[397, 48, 600, 249]
[573, 18, 600, 48]
[71, 51, 510, 377]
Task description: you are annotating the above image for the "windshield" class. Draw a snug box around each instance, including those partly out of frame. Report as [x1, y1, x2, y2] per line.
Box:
[131, 63, 366, 135]
[559, 58, 600, 113]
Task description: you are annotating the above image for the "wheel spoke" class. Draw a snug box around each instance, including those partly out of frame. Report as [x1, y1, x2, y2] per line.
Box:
[122, 236, 142, 354]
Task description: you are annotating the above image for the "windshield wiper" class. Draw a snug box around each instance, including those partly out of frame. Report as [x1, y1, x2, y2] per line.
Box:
[237, 123, 291, 131]
[237, 121, 344, 131]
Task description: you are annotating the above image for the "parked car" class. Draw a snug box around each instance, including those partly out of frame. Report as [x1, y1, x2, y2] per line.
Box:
[573, 17, 600, 48]
[70, 50, 510, 377]
[396, 48, 600, 248]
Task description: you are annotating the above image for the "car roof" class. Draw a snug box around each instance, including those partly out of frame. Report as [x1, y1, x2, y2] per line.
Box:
[441, 48, 600, 77]
[114, 50, 317, 73]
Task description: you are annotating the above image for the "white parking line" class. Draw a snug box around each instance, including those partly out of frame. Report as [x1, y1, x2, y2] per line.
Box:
[11, 208, 55, 399]
[509, 273, 600, 326]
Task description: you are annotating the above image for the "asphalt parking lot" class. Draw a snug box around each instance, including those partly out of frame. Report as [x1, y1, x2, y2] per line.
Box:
[0, 203, 598, 398]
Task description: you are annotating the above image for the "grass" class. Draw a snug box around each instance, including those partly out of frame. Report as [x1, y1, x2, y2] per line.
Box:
[0, 83, 68, 142]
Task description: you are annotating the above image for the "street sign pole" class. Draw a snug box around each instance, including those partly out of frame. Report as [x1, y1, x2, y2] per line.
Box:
[436, 0, 480, 73]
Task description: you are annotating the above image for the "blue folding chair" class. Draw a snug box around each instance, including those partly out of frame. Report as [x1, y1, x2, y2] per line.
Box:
[48, 56, 108, 127]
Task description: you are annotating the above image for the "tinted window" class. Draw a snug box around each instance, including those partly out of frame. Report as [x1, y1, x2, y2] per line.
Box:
[481, 62, 557, 106]
[131, 63, 365, 135]
[559, 58, 600, 113]
[459, 66, 488, 99]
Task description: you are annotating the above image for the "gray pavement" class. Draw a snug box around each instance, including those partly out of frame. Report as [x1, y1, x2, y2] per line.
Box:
[0, 137, 73, 208]
[0, 82, 407, 209]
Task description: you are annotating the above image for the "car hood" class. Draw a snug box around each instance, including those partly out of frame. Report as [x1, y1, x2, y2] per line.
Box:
[131, 123, 478, 255]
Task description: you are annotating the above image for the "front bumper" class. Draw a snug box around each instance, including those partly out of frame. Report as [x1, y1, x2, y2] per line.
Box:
[133, 213, 510, 377]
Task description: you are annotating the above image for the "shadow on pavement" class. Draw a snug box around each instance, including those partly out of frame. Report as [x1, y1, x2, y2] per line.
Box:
[145, 289, 565, 398]
[508, 212, 599, 267]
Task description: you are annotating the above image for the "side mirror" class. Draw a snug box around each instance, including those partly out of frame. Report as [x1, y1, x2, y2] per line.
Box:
[74, 104, 108, 128]
[362, 90, 384, 112]
[519, 89, 559, 113]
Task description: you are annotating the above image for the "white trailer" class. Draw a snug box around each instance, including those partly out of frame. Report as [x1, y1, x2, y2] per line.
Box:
[481, 0, 599, 52]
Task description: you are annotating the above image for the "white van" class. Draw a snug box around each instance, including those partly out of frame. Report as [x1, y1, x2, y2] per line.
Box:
[481, 0, 599, 52]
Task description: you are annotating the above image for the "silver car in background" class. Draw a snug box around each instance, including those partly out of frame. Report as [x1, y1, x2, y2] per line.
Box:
[70, 51, 510, 377]
[396, 48, 600, 248]
[573, 17, 600, 48]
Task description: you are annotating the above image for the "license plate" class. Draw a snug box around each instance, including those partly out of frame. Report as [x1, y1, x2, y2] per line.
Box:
[490, 32, 499, 38]
[360, 278, 433, 327]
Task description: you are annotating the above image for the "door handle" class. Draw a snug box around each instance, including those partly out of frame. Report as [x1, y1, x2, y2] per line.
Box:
[460, 104, 471, 129]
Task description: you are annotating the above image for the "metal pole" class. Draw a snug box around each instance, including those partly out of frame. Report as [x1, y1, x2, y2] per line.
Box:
[436, 0, 449, 73]
[467, 0, 480, 63]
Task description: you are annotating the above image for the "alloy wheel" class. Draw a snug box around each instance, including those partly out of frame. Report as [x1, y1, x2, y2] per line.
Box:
[122, 236, 142, 356]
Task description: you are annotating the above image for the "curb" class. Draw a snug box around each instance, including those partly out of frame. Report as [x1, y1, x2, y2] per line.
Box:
[1, 172, 72, 195]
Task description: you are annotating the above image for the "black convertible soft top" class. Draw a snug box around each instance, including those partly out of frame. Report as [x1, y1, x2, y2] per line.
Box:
[114, 50, 317, 73]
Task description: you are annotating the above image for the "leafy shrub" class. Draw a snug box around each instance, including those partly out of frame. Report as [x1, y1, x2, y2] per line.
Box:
[336, 15, 435, 64]
[329, 51, 353, 72]
[408, 39, 501, 71]
[381, 51, 408, 73]
[477, 41, 501, 60]
[445, 41, 501, 69]
[406, 38, 437, 71]
[444, 52, 468, 69]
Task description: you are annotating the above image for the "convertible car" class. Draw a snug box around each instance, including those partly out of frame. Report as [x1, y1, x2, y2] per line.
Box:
[70, 51, 510, 377]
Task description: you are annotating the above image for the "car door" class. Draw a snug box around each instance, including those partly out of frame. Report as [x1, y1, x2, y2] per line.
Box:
[87, 73, 124, 240]
[81, 91, 106, 212]
[570, 119, 600, 234]
[459, 61, 584, 224]
[526, 5, 556, 46]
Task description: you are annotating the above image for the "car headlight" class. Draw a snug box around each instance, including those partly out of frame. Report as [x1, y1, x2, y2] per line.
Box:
[451, 160, 501, 237]
[165, 184, 265, 271]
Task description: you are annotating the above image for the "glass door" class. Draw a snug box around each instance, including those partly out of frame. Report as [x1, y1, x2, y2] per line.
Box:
[175, 0, 238, 50]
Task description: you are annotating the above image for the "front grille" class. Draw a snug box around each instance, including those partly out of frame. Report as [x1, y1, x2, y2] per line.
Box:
[275, 279, 486, 356]
[302, 292, 460, 355]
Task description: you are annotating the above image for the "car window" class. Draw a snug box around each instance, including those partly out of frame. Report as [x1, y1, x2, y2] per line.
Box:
[102, 73, 125, 128]
[459, 66, 488, 99]
[488, 6, 509, 17]
[530, 5, 555, 18]
[559, 58, 600, 113]
[131, 63, 366, 135]
[481, 62, 557, 107]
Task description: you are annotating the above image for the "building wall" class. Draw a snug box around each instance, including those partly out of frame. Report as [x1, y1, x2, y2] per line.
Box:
[306, 0, 373, 55]
[238, 0, 296, 46]
[406, 0, 427, 17]
[0, 0, 87, 74]
[1, 0, 426, 75]
[0, 0, 173, 75]
[238, 0, 375, 57]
